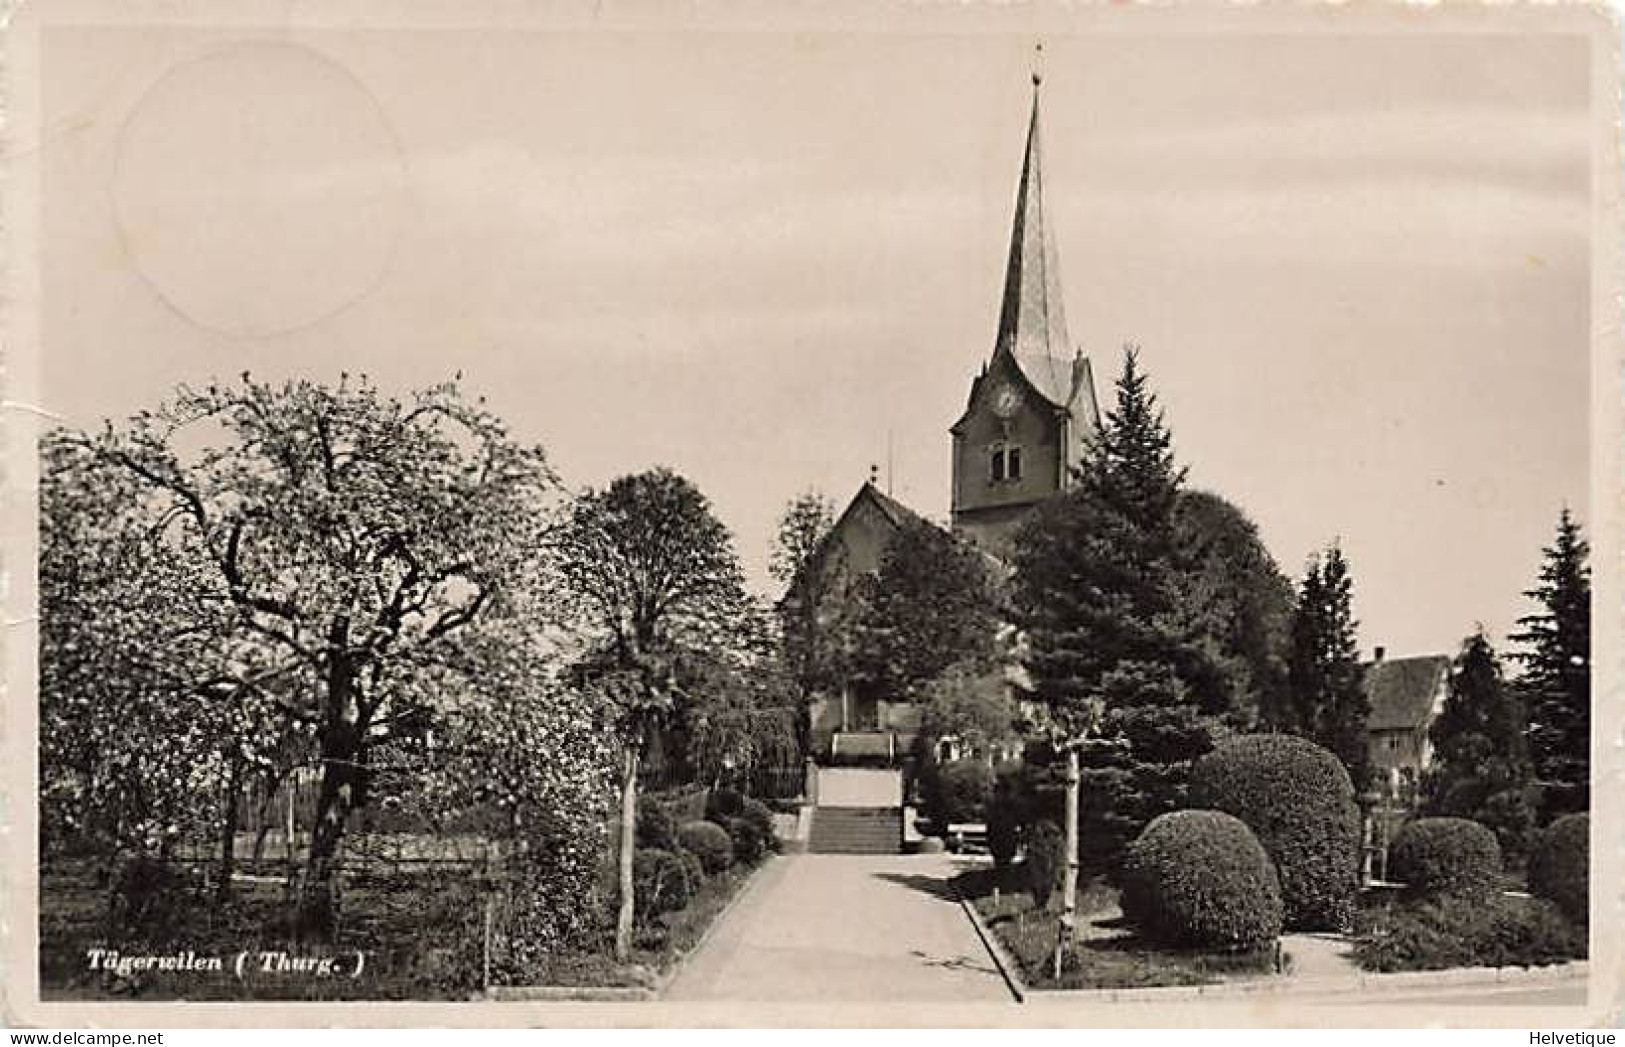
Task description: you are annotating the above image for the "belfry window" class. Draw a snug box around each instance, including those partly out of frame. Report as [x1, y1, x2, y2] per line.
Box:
[989, 444, 1023, 483]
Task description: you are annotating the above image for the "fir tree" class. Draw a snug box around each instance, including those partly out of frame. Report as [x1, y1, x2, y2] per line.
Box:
[1014, 348, 1218, 869]
[1286, 544, 1372, 794]
[1511, 508, 1591, 820]
[1423, 629, 1536, 860]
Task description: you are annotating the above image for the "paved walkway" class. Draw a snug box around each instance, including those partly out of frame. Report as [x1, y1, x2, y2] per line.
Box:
[1281, 932, 1360, 982]
[664, 853, 1012, 1002]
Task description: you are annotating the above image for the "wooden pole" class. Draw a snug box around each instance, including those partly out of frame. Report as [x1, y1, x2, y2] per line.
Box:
[1054, 745, 1080, 982]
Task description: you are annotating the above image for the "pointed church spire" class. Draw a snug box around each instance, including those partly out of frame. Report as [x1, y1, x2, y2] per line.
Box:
[994, 54, 1072, 369]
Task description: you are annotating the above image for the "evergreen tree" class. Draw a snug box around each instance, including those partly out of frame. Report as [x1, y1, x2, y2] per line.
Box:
[1511, 508, 1591, 820]
[1422, 629, 1536, 860]
[1013, 348, 1218, 869]
[1076, 347, 1187, 558]
[1286, 544, 1372, 794]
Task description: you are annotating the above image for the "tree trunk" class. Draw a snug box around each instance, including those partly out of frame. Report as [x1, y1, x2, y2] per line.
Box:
[216, 750, 244, 904]
[298, 721, 365, 938]
[1054, 746, 1080, 982]
[614, 745, 639, 961]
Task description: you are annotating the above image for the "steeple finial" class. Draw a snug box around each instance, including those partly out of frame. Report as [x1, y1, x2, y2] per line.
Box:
[1032, 41, 1044, 87]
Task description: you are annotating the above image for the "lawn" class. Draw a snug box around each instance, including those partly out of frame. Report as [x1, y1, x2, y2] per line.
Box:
[957, 864, 1277, 992]
[41, 850, 762, 1000]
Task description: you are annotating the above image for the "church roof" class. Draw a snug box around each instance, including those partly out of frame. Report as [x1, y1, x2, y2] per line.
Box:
[1364, 654, 1451, 732]
[995, 84, 1090, 415]
[860, 481, 934, 533]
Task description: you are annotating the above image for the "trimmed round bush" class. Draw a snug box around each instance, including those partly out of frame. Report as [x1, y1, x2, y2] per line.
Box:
[1120, 809, 1284, 951]
[924, 759, 995, 826]
[636, 795, 678, 852]
[633, 848, 699, 923]
[1188, 734, 1361, 930]
[725, 815, 769, 865]
[677, 819, 735, 874]
[1390, 817, 1501, 898]
[1024, 820, 1065, 909]
[739, 797, 778, 851]
[1528, 813, 1588, 927]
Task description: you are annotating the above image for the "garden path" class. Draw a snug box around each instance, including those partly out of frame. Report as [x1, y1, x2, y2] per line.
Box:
[663, 852, 1013, 1002]
[1280, 932, 1360, 982]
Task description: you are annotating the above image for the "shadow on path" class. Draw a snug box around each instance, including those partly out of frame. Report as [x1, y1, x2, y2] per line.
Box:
[871, 871, 958, 901]
[908, 948, 1000, 978]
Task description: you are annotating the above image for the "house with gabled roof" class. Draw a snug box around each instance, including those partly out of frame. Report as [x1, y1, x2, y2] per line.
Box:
[1365, 648, 1452, 804]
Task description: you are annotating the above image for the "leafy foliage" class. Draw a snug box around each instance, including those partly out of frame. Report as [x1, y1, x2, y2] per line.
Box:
[1389, 817, 1502, 899]
[1355, 894, 1584, 972]
[677, 820, 735, 875]
[554, 466, 757, 957]
[770, 489, 837, 589]
[1170, 490, 1294, 732]
[1422, 631, 1536, 861]
[1286, 544, 1372, 793]
[987, 774, 1022, 870]
[637, 796, 680, 852]
[922, 759, 996, 826]
[1120, 809, 1283, 951]
[1511, 509, 1591, 820]
[633, 849, 701, 926]
[1187, 734, 1361, 931]
[45, 375, 562, 934]
[848, 519, 1003, 704]
[1527, 813, 1588, 927]
[1024, 820, 1065, 909]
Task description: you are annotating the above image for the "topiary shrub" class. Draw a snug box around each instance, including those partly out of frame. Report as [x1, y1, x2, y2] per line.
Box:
[725, 816, 770, 865]
[1120, 809, 1284, 951]
[1390, 817, 1501, 898]
[1188, 734, 1361, 930]
[633, 848, 699, 924]
[1528, 813, 1588, 927]
[636, 795, 678, 852]
[1024, 820, 1064, 909]
[739, 797, 778, 853]
[677, 819, 735, 874]
[924, 758, 995, 827]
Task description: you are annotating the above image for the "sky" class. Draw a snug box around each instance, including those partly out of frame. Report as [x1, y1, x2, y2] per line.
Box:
[38, 19, 1594, 659]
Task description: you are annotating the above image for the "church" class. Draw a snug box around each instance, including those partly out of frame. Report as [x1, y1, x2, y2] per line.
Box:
[794, 71, 1099, 760]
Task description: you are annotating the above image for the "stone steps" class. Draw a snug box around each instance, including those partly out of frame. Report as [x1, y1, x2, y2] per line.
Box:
[810, 806, 902, 855]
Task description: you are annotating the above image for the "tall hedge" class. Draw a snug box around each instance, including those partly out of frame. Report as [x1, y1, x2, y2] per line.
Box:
[1390, 817, 1501, 898]
[1188, 734, 1360, 930]
[1527, 813, 1588, 927]
[1120, 809, 1284, 951]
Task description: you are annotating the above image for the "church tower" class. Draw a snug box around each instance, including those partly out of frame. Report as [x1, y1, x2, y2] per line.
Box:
[950, 69, 1100, 554]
